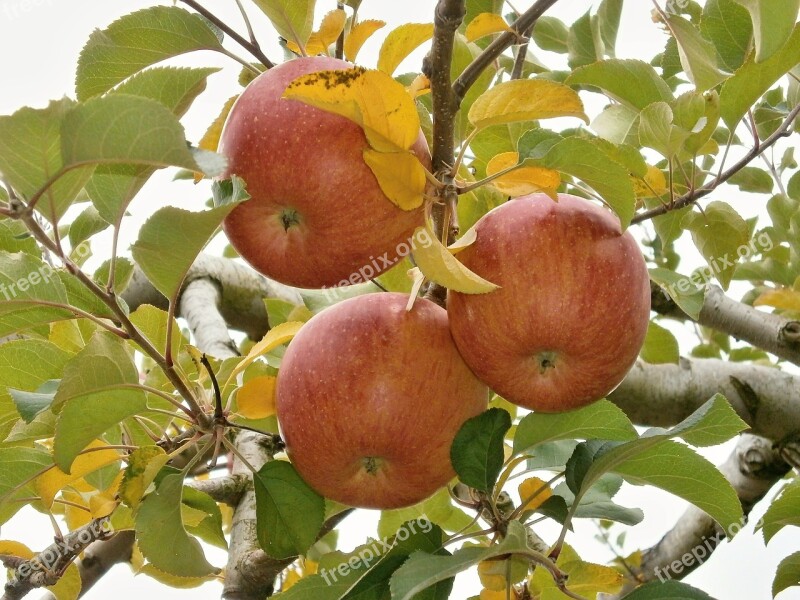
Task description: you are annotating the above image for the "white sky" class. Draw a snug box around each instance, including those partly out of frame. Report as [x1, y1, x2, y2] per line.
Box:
[0, 1, 798, 599]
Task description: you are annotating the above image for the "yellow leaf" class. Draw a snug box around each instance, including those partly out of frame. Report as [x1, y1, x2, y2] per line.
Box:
[632, 165, 668, 198]
[406, 266, 426, 311]
[303, 559, 318, 575]
[468, 79, 589, 130]
[283, 568, 303, 590]
[529, 544, 623, 597]
[518, 477, 553, 512]
[377, 23, 434, 75]
[47, 562, 81, 600]
[227, 321, 304, 385]
[236, 375, 277, 419]
[478, 556, 529, 590]
[119, 446, 169, 509]
[286, 304, 314, 323]
[195, 95, 238, 182]
[448, 226, 478, 254]
[34, 441, 122, 507]
[465, 13, 512, 42]
[89, 492, 118, 519]
[411, 227, 500, 294]
[485, 151, 561, 197]
[344, 19, 386, 63]
[0, 540, 34, 560]
[755, 288, 800, 312]
[284, 67, 420, 152]
[287, 9, 346, 55]
[480, 589, 507, 600]
[363, 149, 426, 210]
[181, 503, 208, 528]
[407, 73, 431, 98]
[62, 489, 92, 531]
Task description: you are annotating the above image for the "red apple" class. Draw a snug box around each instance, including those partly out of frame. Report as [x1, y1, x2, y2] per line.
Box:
[276, 293, 488, 509]
[447, 193, 650, 412]
[219, 56, 428, 288]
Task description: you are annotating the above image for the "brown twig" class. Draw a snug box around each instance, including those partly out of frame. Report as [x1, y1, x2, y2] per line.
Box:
[632, 103, 800, 224]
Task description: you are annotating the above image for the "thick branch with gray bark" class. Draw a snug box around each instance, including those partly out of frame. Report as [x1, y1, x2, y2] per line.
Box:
[609, 358, 800, 442]
[652, 283, 800, 367]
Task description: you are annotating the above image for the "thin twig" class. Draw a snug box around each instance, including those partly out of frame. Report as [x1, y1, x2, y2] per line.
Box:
[631, 103, 800, 224]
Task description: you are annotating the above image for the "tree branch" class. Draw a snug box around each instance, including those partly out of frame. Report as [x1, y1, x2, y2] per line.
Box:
[651, 284, 800, 367]
[610, 434, 789, 596]
[180, 278, 241, 358]
[608, 358, 800, 442]
[632, 103, 800, 224]
[452, 0, 560, 102]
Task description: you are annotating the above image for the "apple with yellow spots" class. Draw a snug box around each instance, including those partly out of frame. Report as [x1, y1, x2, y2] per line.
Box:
[275, 292, 488, 509]
[447, 193, 651, 412]
[219, 56, 429, 288]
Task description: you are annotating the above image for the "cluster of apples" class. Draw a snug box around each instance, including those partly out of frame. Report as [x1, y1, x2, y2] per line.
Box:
[220, 57, 651, 509]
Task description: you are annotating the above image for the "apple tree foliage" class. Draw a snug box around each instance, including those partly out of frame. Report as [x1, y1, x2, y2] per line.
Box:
[0, 1, 799, 599]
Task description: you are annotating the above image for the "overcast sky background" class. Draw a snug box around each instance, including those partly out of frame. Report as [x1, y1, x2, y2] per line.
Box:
[0, 0, 798, 598]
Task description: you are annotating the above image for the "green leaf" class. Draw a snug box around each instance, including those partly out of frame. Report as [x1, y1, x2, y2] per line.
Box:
[568, 396, 747, 534]
[727, 166, 774, 194]
[531, 16, 569, 53]
[129, 304, 187, 359]
[86, 164, 150, 225]
[538, 137, 637, 228]
[68, 205, 110, 248]
[760, 478, 800, 543]
[0, 221, 39, 256]
[649, 267, 706, 319]
[75, 6, 224, 100]
[621, 580, 716, 599]
[613, 441, 744, 535]
[113, 66, 220, 117]
[773, 551, 800, 597]
[554, 473, 643, 525]
[94, 257, 134, 293]
[378, 488, 478, 539]
[9, 380, 59, 423]
[0, 447, 53, 525]
[640, 321, 680, 364]
[597, 0, 623, 56]
[682, 201, 750, 289]
[513, 400, 637, 456]
[720, 24, 800, 129]
[53, 332, 147, 471]
[567, 59, 674, 111]
[251, 0, 317, 48]
[663, 14, 726, 92]
[700, 0, 753, 72]
[254, 460, 325, 559]
[61, 94, 203, 173]
[638, 102, 690, 158]
[0, 99, 93, 223]
[131, 204, 241, 301]
[183, 486, 227, 550]
[450, 407, 511, 493]
[212, 175, 251, 207]
[136, 473, 218, 577]
[0, 252, 73, 337]
[525, 440, 580, 472]
[389, 520, 531, 600]
[567, 11, 600, 69]
[731, 0, 800, 63]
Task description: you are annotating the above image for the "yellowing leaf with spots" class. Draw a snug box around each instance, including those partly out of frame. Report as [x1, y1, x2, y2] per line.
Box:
[0, 540, 34, 560]
[633, 165, 668, 198]
[466, 13, 511, 42]
[236, 375, 277, 419]
[287, 9, 346, 56]
[34, 441, 121, 507]
[227, 321, 304, 385]
[518, 477, 553, 512]
[478, 556, 529, 590]
[528, 544, 624, 598]
[755, 288, 800, 312]
[468, 79, 589, 130]
[363, 149, 426, 210]
[284, 68, 420, 152]
[119, 446, 169, 509]
[344, 19, 386, 63]
[486, 151, 561, 197]
[378, 23, 434, 75]
[411, 227, 500, 294]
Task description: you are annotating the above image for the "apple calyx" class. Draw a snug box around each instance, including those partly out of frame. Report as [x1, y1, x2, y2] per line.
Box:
[536, 351, 559, 375]
[278, 207, 301, 231]
[361, 456, 382, 475]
